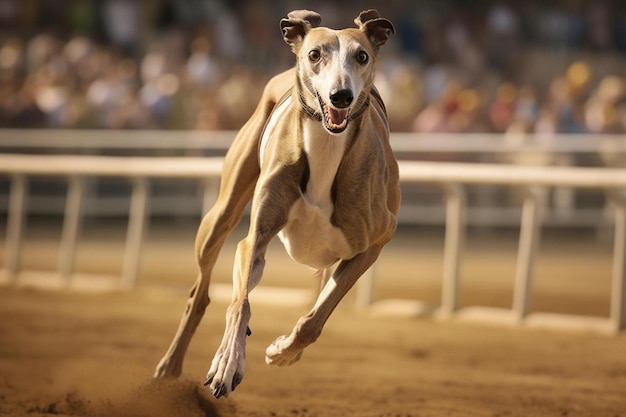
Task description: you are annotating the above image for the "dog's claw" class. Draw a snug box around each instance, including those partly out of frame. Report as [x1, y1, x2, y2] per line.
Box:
[232, 372, 243, 390]
[212, 382, 227, 399]
[204, 373, 214, 386]
[246, 326, 252, 336]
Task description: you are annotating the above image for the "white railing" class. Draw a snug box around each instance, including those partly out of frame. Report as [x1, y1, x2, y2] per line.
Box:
[2, 130, 624, 227]
[0, 154, 624, 334]
[1, 129, 624, 152]
[359, 162, 626, 335]
[0, 155, 223, 288]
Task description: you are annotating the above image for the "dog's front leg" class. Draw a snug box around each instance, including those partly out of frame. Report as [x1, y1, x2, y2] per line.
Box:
[203, 235, 265, 398]
[265, 243, 385, 366]
[205, 176, 300, 398]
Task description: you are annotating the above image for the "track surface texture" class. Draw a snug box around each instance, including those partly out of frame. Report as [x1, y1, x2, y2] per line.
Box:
[1, 222, 625, 416]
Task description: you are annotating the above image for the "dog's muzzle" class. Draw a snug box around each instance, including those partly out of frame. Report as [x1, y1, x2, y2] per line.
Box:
[329, 89, 354, 109]
[299, 89, 371, 135]
[325, 89, 353, 132]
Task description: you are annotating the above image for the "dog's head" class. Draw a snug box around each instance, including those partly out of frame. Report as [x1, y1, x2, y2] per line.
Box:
[281, 9, 394, 134]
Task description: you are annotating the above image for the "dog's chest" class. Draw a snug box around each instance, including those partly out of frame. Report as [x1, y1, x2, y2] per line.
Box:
[277, 120, 353, 269]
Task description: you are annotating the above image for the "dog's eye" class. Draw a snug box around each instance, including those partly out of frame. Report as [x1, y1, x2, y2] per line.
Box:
[308, 49, 321, 62]
[356, 51, 369, 64]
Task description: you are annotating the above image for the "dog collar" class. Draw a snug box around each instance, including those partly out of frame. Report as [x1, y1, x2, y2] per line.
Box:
[298, 92, 371, 123]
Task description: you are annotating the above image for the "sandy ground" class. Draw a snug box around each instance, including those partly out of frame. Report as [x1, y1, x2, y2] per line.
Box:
[1, 221, 625, 416]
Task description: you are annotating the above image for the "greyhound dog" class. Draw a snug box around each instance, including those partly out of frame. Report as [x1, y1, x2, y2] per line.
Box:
[154, 9, 400, 398]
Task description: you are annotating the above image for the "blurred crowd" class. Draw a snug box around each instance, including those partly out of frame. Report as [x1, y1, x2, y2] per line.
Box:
[0, 0, 624, 133]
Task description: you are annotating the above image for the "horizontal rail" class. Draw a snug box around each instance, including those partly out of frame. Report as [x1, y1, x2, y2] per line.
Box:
[397, 161, 626, 189]
[0, 154, 224, 178]
[0, 129, 237, 151]
[0, 129, 624, 154]
[0, 154, 624, 188]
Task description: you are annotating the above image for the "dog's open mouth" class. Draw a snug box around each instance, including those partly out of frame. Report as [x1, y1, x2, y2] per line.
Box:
[317, 93, 349, 134]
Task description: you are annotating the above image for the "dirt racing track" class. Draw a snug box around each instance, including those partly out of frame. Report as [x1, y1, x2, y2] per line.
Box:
[0, 223, 625, 416]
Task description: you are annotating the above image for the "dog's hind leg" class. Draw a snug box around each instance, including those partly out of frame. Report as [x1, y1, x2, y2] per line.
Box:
[153, 71, 294, 378]
[265, 244, 385, 367]
[154, 71, 296, 379]
[153, 127, 259, 379]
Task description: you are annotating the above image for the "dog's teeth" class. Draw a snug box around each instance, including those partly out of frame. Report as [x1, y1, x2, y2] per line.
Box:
[328, 119, 347, 130]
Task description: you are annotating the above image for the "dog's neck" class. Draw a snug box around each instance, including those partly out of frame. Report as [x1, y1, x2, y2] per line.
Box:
[300, 114, 346, 209]
[295, 80, 373, 208]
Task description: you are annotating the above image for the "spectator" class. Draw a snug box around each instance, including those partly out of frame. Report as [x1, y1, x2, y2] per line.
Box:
[0, 0, 623, 133]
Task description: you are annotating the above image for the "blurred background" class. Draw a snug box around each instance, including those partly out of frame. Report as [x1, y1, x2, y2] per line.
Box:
[0, 0, 624, 133]
[0, 1, 624, 316]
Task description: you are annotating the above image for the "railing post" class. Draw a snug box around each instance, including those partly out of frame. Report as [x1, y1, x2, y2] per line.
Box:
[5, 174, 28, 282]
[440, 183, 466, 317]
[121, 178, 149, 288]
[610, 192, 626, 333]
[513, 186, 544, 321]
[58, 176, 85, 285]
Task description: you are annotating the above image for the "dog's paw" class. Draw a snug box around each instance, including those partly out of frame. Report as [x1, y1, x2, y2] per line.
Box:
[204, 368, 243, 398]
[265, 335, 304, 366]
[204, 339, 247, 398]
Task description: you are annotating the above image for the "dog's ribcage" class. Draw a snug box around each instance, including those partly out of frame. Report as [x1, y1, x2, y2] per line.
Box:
[260, 96, 353, 269]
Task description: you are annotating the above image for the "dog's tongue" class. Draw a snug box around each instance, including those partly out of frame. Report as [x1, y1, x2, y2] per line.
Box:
[328, 107, 348, 126]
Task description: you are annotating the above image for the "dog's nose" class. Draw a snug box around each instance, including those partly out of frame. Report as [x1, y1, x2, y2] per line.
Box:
[329, 89, 354, 108]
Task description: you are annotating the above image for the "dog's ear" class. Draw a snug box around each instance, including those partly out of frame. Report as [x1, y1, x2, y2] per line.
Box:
[280, 10, 322, 52]
[354, 9, 395, 49]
